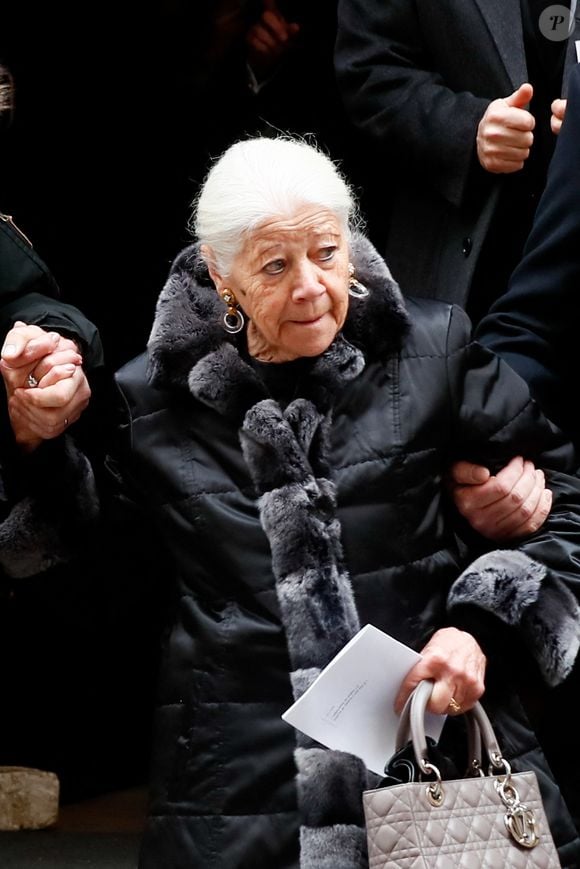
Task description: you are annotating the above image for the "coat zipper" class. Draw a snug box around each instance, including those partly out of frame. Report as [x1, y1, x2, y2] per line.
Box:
[0, 213, 33, 247]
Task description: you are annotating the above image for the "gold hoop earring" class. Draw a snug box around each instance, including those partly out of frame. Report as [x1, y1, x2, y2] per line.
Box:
[221, 290, 245, 334]
[348, 262, 369, 299]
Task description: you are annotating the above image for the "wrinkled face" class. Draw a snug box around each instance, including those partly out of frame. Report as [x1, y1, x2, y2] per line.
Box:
[210, 206, 350, 363]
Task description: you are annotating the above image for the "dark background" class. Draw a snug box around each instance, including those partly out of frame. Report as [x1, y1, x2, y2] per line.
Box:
[0, 0, 369, 803]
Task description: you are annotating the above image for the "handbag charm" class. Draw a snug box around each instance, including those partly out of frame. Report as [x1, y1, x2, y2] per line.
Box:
[497, 774, 540, 848]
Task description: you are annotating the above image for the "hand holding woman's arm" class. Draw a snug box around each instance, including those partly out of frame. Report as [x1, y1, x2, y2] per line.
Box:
[449, 455, 552, 539]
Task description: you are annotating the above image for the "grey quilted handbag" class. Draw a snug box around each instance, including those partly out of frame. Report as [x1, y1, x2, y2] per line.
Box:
[363, 680, 561, 868]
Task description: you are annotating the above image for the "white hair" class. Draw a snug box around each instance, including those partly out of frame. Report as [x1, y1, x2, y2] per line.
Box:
[193, 136, 359, 275]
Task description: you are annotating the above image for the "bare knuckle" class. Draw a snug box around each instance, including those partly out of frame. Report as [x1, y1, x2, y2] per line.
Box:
[519, 503, 533, 520]
[494, 479, 511, 498]
[425, 650, 448, 670]
[509, 489, 524, 506]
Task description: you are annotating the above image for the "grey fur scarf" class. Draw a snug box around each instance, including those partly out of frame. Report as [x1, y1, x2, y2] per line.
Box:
[241, 393, 372, 868]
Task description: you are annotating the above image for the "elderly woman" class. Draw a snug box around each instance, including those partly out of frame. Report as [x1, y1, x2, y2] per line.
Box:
[113, 137, 580, 868]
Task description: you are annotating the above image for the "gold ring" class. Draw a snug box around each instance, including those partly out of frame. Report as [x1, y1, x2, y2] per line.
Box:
[448, 698, 462, 714]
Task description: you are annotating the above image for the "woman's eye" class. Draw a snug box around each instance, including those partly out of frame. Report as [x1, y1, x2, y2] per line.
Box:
[264, 259, 285, 274]
[319, 246, 337, 262]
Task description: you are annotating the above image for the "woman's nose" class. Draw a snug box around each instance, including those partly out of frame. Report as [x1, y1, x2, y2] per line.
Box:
[292, 261, 325, 301]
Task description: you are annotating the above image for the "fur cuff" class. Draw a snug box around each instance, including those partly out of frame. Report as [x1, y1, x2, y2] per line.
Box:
[0, 495, 72, 578]
[448, 550, 580, 685]
[0, 438, 99, 579]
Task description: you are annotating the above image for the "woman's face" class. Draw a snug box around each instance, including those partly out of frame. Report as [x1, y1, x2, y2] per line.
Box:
[211, 205, 350, 363]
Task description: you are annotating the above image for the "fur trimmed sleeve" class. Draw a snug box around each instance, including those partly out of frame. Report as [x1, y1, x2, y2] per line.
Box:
[444, 305, 580, 687]
[447, 549, 580, 686]
[0, 436, 99, 579]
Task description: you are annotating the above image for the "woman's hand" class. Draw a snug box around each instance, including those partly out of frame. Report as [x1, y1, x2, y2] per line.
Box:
[448, 455, 551, 539]
[1, 321, 90, 450]
[394, 627, 486, 715]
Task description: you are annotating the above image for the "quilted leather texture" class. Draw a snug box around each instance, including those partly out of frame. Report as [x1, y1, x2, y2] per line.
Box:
[363, 770, 561, 868]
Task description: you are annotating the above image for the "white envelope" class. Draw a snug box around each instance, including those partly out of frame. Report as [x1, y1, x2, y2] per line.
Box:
[282, 623, 446, 776]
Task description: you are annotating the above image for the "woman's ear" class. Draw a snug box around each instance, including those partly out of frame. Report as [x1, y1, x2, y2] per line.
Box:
[200, 245, 225, 294]
[209, 267, 225, 295]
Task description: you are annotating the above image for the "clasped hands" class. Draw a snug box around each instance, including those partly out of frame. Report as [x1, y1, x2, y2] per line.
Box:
[0, 321, 90, 451]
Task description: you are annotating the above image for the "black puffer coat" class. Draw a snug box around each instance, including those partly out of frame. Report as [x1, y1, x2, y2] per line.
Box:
[114, 234, 580, 868]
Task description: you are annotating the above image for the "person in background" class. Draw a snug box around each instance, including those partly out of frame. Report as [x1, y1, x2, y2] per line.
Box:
[474, 61, 580, 453]
[0, 62, 160, 803]
[334, 0, 579, 324]
[1, 59, 101, 520]
[198, 0, 363, 183]
[1, 60, 102, 439]
[106, 136, 580, 867]
[2, 2, 365, 369]
[450, 60, 580, 831]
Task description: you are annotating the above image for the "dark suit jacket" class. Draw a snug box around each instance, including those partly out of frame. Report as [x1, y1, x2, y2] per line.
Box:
[477, 62, 580, 448]
[335, 0, 579, 309]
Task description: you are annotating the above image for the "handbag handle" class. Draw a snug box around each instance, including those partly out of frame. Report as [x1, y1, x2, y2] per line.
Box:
[393, 681, 545, 850]
[396, 680, 505, 777]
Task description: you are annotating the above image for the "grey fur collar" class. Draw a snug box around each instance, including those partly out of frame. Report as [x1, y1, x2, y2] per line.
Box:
[146, 231, 410, 418]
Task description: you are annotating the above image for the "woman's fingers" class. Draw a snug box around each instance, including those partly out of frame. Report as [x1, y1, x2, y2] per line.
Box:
[395, 628, 486, 714]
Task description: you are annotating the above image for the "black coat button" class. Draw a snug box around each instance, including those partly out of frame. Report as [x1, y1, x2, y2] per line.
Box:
[462, 236, 472, 257]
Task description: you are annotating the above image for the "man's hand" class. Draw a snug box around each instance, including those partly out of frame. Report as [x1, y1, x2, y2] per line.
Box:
[246, 0, 300, 82]
[477, 83, 535, 173]
[551, 98, 567, 135]
[449, 455, 551, 540]
[1, 321, 90, 450]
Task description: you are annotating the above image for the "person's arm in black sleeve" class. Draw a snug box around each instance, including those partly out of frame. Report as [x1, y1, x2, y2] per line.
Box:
[444, 304, 580, 689]
[1, 214, 104, 371]
[0, 292, 104, 372]
[476, 65, 580, 444]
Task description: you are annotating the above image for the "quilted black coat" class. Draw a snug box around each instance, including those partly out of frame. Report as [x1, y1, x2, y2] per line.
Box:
[114, 233, 580, 868]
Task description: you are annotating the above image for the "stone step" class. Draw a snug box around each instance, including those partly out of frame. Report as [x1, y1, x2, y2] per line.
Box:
[0, 766, 59, 831]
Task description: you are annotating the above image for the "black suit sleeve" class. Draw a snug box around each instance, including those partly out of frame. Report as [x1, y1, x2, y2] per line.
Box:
[334, 0, 490, 208]
[0, 292, 104, 371]
[476, 64, 580, 445]
[0, 216, 104, 370]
